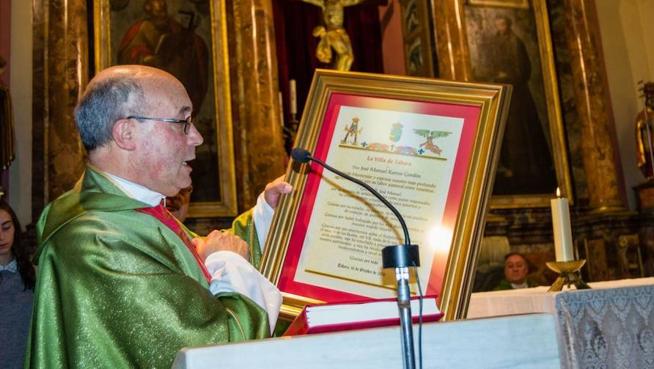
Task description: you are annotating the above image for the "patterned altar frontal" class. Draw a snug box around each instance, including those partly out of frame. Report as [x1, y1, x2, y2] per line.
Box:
[556, 284, 654, 369]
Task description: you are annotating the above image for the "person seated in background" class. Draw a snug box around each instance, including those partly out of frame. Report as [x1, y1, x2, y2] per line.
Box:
[494, 252, 539, 290]
[472, 236, 511, 292]
[0, 197, 36, 369]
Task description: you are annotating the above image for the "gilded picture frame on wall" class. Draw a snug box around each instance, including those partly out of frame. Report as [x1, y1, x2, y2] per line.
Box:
[398, 0, 437, 77]
[465, 0, 573, 208]
[94, 0, 237, 217]
[467, 0, 530, 10]
[260, 69, 511, 320]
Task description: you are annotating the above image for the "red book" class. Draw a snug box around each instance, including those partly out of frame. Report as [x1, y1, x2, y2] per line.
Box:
[283, 296, 443, 336]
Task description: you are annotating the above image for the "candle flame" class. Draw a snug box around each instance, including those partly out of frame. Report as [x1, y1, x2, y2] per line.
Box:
[556, 187, 561, 197]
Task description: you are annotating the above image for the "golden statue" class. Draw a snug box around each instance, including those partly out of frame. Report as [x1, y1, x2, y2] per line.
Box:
[302, 0, 368, 71]
[636, 82, 654, 180]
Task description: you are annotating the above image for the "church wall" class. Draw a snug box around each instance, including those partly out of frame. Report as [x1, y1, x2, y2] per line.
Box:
[8, 0, 32, 229]
[3, 0, 652, 232]
[596, 0, 654, 211]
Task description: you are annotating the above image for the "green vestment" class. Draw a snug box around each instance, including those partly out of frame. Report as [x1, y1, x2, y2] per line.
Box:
[493, 278, 539, 291]
[26, 167, 269, 369]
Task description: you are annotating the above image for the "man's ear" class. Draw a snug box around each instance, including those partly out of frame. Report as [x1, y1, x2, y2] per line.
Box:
[112, 118, 137, 150]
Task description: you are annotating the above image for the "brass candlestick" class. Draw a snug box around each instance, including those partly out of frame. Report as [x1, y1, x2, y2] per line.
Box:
[546, 260, 591, 292]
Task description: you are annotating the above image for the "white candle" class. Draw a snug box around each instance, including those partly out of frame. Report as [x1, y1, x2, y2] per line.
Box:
[550, 188, 574, 262]
[289, 79, 297, 115]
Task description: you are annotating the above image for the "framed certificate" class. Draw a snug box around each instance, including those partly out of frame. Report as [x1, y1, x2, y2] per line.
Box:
[261, 70, 511, 320]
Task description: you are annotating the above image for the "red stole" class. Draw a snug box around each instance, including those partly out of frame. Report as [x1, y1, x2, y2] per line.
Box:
[137, 204, 212, 283]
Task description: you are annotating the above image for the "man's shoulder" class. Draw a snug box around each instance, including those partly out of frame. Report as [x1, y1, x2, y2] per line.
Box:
[37, 189, 157, 251]
[36, 207, 172, 269]
[527, 278, 540, 287]
[37, 188, 143, 243]
[49, 207, 156, 241]
[493, 279, 513, 291]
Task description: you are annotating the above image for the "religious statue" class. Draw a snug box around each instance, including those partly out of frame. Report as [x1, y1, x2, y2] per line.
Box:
[0, 55, 14, 171]
[302, 0, 368, 71]
[636, 82, 654, 180]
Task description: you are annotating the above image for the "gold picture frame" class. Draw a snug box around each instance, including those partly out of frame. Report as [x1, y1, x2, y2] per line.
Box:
[465, 0, 572, 208]
[398, 0, 436, 77]
[468, 0, 530, 9]
[93, 0, 237, 217]
[260, 69, 511, 320]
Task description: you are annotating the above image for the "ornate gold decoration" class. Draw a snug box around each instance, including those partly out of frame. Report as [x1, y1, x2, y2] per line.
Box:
[636, 82, 654, 181]
[562, 0, 625, 212]
[546, 259, 590, 291]
[32, 0, 88, 205]
[397, 0, 436, 77]
[468, 0, 529, 9]
[433, 1, 472, 81]
[227, 0, 287, 210]
[302, 0, 368, 71]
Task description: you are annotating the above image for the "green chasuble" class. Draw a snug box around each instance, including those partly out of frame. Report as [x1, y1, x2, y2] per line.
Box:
[26, 167, 270, 369]
[493, 278, 539, 291]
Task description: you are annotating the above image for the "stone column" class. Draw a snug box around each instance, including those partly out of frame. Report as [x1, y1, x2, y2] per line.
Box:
[431, 0, 472, 81]
[562, 0, 626, 211]
[228, 0, 287, 210]
[32, 0, 87, 213]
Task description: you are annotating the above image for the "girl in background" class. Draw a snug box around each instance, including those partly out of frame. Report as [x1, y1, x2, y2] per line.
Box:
[0, 199, 35, 369]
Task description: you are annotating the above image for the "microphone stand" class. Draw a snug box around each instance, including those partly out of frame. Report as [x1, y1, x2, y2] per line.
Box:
[293, 149, 419, 369]
[383, 244, 419, 369]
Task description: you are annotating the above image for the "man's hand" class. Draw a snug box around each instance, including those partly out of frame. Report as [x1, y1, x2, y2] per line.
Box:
[193, 230, 250, 261]
[263, 175, 292, 209]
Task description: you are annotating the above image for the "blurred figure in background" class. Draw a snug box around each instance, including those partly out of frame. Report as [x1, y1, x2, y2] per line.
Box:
[494, 252, 539, 290]
[0, 197, 36, 369]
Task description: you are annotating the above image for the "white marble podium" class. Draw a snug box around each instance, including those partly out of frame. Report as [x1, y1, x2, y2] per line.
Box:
[172, 314, 561, 369]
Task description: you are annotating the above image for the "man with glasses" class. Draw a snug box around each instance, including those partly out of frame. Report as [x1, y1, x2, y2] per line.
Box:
[26, 65, 291, 369]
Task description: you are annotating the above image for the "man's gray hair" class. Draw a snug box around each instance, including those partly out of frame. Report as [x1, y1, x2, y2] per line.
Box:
[74, 76, 145, 151]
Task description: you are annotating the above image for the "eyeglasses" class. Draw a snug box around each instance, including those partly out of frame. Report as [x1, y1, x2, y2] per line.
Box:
[127, 115, 193, 134]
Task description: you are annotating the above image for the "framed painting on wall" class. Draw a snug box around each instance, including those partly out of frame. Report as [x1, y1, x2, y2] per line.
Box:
[94, 0, 237, 217]
[261, 69, 511, 320]
[465, 0, 572, 208]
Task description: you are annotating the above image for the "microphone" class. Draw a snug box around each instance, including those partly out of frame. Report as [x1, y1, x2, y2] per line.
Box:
[290, 148, 414, 247]
[290, 147, 311, 164]
[291, 147, 420, 369]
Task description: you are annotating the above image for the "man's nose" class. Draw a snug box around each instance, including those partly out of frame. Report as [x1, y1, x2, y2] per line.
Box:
[187, 123, 204, 146]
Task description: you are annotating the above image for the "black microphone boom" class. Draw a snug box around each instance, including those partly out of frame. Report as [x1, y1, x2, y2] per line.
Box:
[290, 147, 411, 246]
[290, 147, 312, 164]
[290, 147, 420, 369]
